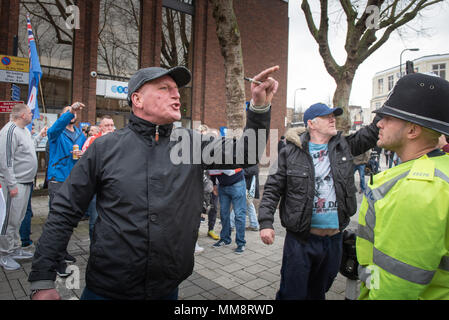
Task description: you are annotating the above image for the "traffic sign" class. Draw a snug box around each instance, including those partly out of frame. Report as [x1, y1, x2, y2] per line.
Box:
[0, 55, 29, 85]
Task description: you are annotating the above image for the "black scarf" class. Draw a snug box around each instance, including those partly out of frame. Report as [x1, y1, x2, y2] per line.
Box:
[128, 113, 173, 146]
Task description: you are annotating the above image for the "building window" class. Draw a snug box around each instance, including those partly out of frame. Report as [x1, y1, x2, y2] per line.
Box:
[18, 1, 74, 112]
[96, 0, 141, 128]
[388, 75, 394, 91]
[432, 63, 446, 79]
[377, 78, 384, 95]
[97, 0, 140, 78]
[161, 3, 194, 128]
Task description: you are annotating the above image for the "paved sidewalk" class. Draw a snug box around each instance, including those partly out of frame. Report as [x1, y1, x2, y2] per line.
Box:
[0, 197, 357, 301]
[1, 156, 390, 300]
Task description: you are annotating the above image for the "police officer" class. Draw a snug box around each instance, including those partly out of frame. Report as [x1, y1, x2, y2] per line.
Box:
[356, 73, 449, 299]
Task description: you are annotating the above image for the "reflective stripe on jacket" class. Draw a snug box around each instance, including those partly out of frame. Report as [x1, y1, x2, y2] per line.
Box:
[356, 150, 449, 300]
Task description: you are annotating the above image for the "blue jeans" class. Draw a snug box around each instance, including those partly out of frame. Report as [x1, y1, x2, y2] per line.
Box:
[19, 183, 33, 246]
[80, 286, 179, 300]
[230, 198, 259, 229]
[276, 232, 342, 300]
[87, 195, 98, 241]
[353, 164, 366, 192]
[247, 200, 259, 229]
[218, 179, 247, 247]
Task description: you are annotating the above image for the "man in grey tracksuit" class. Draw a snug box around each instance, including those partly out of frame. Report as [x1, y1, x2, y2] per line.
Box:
[0, 104, 41, 270]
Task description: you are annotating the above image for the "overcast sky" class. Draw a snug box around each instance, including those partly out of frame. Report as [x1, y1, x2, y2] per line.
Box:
[287, 0, 449, 113]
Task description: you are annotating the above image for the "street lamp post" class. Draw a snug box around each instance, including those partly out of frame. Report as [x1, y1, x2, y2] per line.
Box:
[293, 87, 307, 113]
[400, 48, 419, 77]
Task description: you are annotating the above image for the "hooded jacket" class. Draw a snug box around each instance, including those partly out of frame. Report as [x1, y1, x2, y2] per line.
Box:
[29, 109, 270, 299]
[258, 117, 380, 241]
[47, 112, 86, 182]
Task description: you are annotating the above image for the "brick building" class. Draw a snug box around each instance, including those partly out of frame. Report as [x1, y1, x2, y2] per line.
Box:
[0, 0, 288, 139]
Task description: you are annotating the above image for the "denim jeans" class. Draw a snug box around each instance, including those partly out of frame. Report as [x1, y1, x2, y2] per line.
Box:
[80, 286, 179, 300]
[19, 183, 33, 246]
[87, 195, 98, 241]
[353, 164, 366, 192]
[246, 200, 259, 229]
[218, 179, 247, 247]
[230, 197, 259, 229]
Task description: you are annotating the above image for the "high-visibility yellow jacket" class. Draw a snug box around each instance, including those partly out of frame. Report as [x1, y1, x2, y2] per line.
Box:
[356, 151, 449, 300]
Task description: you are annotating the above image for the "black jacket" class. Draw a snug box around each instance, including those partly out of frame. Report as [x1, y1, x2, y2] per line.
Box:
[258, 117, 380, 241]
[29, 110, 270, 299]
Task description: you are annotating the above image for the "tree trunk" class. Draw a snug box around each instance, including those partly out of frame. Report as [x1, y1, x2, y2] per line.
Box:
[209, 0, 246, 134]
[333, 73, 354, 133]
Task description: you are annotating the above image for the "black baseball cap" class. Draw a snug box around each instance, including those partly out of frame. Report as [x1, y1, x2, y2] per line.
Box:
[127, 66, 191, 106]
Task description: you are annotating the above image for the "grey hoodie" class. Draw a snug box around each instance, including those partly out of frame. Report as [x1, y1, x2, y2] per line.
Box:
[0, 121, 38, 189]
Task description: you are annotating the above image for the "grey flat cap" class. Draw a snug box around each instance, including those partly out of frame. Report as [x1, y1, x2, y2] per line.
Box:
[127, 66, 191, 106]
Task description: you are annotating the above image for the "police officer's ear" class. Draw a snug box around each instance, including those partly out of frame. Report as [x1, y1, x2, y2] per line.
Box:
[406, 123, 422, 140]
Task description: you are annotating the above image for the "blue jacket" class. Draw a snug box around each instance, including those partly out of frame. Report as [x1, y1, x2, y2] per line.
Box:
[47, 112, 86, 182]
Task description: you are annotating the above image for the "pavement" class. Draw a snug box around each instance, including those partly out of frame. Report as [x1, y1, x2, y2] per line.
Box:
[0, 156, 388, 300]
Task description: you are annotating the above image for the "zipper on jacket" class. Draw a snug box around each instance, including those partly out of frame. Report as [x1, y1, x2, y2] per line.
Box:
[155, 125, 159, 143]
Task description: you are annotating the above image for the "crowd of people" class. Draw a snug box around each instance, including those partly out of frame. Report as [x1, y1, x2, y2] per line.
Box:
[0, 66, 448, 301]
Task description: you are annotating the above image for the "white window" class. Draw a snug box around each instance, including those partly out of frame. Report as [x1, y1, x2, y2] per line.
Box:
[432, 63, 446, 79]
[388, 75, 394, 91]
[377, 78, 384, 94]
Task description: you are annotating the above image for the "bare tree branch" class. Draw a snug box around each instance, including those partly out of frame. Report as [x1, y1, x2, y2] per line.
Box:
[301, 0, 341, 78]
[300, 0, 444, 132]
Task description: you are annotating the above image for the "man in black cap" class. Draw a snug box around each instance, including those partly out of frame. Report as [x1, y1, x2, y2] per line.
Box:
[28, 65, 279, 300]
[357, 73, 449, 300]
[259, 102, 381, 300]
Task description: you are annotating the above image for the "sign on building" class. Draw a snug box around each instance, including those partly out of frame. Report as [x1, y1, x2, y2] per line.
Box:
[96, 79, 128, 100]
[11, 84, 21, 101]
[0, 55, 29, 84]
[0, 101, 24, 113]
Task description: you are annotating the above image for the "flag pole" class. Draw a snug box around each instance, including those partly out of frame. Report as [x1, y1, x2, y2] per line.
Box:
[32, 31, 46, 115]
[39, 81, 46, 114]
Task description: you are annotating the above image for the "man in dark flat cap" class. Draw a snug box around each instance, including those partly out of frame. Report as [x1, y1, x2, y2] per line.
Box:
[356, 73, 449, 300]
[29, 65, 279, 300]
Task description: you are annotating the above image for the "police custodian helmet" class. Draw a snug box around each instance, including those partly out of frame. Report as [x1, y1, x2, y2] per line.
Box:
[374, 73, 449, 136]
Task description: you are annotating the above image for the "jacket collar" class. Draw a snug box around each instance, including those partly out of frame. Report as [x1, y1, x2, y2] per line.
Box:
[128, 113, 173, 144]
[285, 127, 307, 149]
[285, 127, 342, 150]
